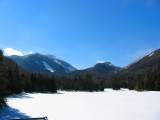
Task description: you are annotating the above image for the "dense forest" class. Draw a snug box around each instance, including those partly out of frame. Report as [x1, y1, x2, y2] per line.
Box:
[110, 64, 160, 91]
[0, 50, 8, 108]
[56, 74, 104, 91]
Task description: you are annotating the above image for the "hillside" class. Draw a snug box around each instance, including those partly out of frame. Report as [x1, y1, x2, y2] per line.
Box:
[68, 62, 121, 78]
[7, 53, 77, 76]
[112, 48, 160, 90]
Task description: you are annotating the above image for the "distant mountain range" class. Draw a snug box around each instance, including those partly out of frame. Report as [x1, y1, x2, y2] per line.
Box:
[68, 48, 160, 79]
[6, 53, 122, 77]
[3, 48, 160, 92]
[7, 53, 77, 76]
[6, 48, 160, 78]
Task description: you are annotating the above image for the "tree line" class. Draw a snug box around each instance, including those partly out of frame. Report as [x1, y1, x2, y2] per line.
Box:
[56, 74, 104, 91]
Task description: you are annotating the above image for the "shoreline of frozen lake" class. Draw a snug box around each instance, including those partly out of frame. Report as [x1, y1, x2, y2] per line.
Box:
[0, 89, 160, 120]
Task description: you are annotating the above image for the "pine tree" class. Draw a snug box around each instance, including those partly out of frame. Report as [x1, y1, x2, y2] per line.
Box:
[0, 50, 8, 107]
[9, 64, 22, 94]
[112, 77, 120, 90]
[49, 75, 57, 92]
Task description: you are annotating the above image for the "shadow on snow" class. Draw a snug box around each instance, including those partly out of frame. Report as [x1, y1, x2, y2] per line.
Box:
[7, 93, 33, 99]
[0, 106, 29, 120]
[0, 92, 64, 119]
[7, 92, 64, 99]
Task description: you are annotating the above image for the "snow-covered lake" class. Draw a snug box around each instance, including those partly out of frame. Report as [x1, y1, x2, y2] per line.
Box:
[0, 89, 160, 120]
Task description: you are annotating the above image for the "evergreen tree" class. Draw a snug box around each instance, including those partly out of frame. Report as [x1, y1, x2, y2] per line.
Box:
[8, 64, 23, 94]
[0, 50, 8, 107]
[111, 77, 120, 90]
[48, 75, 57, 92]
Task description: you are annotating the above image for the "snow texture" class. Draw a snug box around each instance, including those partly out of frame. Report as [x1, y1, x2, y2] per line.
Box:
[54, 59, 61, 65]
[1, 89, 160, 120]
[148, 52, 154, 57]
[42, 61, 55, 72]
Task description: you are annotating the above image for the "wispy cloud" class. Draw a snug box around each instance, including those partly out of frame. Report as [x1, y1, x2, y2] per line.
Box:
[4, 48, 23, 56]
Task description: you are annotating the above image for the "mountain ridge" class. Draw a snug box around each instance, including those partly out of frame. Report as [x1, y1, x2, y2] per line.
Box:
[5, 48, 160, 79]
[67, 62, 121, 78]
[7, 53, 77, 76]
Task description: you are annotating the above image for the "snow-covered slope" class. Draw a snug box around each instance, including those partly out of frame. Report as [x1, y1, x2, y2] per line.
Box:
[1, 89, 160, 120]
[7, 53, 77, 75]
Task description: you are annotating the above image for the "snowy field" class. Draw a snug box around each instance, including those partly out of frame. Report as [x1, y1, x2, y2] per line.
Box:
[0, 89, 160, 120]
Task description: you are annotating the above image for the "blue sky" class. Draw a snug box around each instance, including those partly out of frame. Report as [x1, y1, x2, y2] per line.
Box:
[0, 0, 160, 69]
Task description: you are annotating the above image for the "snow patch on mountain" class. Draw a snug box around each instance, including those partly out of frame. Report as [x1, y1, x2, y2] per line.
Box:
[46, 54, 63, 65]
[54, 59, 61, 65]
[148, 52, 154, 57]
[7, 53, 77, 75]
[42, 61, 55, 72]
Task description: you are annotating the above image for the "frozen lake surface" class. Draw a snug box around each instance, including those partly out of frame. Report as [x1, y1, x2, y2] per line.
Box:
[0, 89, 160, 120]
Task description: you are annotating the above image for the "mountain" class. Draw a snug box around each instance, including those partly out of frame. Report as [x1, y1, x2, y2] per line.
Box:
[68, 62, 121, 78]
[7, 53, 77, 76]
[122, 48, 160, 73]
[113, 48, 160, 91]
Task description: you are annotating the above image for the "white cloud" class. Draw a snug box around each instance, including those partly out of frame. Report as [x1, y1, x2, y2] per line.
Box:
[4, 48, 23, 56]
[96, 60, 105, 63]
